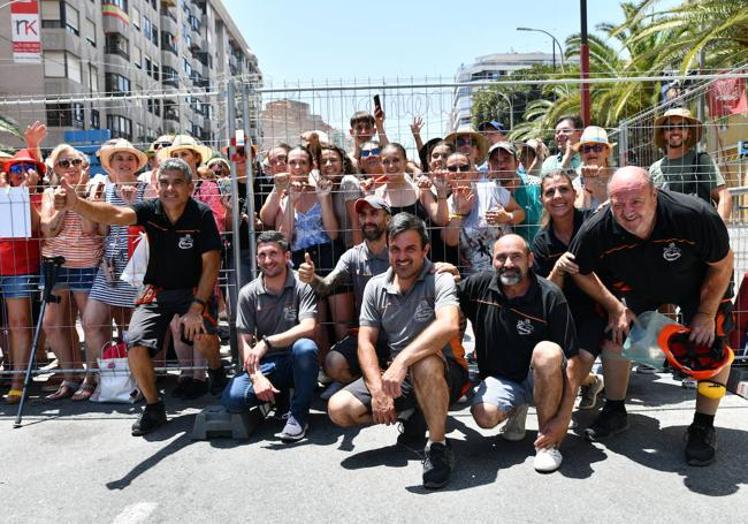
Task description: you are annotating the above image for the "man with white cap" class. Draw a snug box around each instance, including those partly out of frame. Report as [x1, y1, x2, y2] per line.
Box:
[649, 107, 731, 221]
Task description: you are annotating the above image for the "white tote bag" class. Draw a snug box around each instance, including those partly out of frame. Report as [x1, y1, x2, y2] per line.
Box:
[120, 231, 149, 288]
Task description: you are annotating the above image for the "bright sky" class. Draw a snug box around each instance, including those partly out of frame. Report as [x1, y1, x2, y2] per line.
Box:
[224, 0, 655, 84]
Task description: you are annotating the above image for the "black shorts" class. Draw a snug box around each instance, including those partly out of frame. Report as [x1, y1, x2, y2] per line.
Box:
[128, 287, 218, 357]
[573, 305, 607, 357]
[343, 357, 468, 413]
[329, 332, 390, 376]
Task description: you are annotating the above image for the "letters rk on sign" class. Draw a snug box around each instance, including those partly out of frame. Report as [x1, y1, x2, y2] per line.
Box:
[10, 0, 41, 64]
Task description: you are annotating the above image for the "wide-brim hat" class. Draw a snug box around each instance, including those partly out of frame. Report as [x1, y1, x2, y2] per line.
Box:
[100, 139, 148, 173]
[157, 134, 213, 164]
[444, 125, 489, 163]
[206, 156, 231, 171]
[654, 107, 703, 149]
[574, 126, 617, 152]
[2, 148, 46, 175]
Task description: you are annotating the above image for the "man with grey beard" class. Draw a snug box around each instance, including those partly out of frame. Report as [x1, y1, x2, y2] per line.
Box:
[457, 234, 583, 473]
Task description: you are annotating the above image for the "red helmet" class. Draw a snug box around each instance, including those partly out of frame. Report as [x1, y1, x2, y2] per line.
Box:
[657, 324, 734, 381]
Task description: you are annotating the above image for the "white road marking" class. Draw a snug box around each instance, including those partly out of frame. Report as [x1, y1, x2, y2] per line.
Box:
[111, 502, 158, 524]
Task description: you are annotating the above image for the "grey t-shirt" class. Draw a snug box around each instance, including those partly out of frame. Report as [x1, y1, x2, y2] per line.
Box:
[359, 259, 464, 364]
[329, 242, 390, 314]
[649, 150, 724, 203]
[236, 269, 317, 352]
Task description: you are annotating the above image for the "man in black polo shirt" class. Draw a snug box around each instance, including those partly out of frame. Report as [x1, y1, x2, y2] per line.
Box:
[570, 166, 734, 466]
[458, 234, 581, 473]
[54, 158, 228, 436]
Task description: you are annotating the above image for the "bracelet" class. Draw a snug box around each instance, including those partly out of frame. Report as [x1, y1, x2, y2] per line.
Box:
[262, 335, 274, 351]
[449, 213, 465, 221]
[191, 297, 207, 310]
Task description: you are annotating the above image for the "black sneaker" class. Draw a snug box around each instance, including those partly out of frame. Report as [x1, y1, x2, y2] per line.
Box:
[397, 409, 428, 446]
[172, 377, 193, 399]
[208, 366, 229, 396]
[131, 400, 167, 436]
[182, 379, 209, 400]
[422, 440, 454, 489]
[685, 424, 716, 466]
[584, 408, 629, 441]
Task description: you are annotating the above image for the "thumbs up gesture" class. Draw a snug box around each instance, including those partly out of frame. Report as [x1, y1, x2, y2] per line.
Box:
[298, 251, 316, 284]
[54, 178, 79, 211]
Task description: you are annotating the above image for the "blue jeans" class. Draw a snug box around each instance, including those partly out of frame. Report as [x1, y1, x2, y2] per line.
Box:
[221, 338, 319, 425]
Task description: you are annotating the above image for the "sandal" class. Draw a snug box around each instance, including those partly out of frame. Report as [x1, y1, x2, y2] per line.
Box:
[4, 388, 23, 405]
[45, 380, 80, 401]
[71, 381, 97, 402]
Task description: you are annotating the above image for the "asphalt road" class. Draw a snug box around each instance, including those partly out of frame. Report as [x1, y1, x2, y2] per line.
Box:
[2, 369, 747, 523]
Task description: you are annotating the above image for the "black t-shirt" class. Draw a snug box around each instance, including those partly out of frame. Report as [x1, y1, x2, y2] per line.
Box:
[133, 198, 223, 290]
[532, 208, 598, 315]
[570, 190, 731, 313]
[458, 271, 578, 382]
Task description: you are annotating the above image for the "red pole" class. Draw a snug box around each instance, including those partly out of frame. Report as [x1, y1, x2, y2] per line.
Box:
[580, 0, 591, 126]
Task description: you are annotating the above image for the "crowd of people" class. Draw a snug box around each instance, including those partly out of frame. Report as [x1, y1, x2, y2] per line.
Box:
[0, 104, 740, 489]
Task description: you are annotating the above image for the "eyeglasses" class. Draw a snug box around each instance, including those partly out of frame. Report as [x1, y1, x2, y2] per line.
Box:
[455, 137, 476, 147]
[153, 142, 172, 150]
[447, 164, 471, 172]
[360, 148, 381, 158]
[581, 144, 606, 154]
[56, 158, 84, 169]
[8, 162, 37, 175]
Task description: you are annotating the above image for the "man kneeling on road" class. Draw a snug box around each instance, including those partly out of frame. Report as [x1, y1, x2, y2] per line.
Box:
[221, 231, 319, 442]
[458, 234, 581, 472]
[327, 213, 468, 489]
[54, 158, 228, 436]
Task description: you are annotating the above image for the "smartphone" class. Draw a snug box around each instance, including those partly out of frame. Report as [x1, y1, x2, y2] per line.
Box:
[373, 94, 382, 113]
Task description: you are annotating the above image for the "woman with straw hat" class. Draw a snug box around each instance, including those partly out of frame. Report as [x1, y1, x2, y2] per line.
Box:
[77, 139, 148, 400]
[573, 126, 615, 210]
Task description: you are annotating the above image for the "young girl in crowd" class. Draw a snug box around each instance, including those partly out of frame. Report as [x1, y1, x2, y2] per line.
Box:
[40, 144, 105, 400]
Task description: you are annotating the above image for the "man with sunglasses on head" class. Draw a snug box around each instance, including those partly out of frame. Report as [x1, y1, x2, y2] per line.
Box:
[541, 115, 583, 177]
[649, 107, 731, 221]
[487, 142, 542, 244]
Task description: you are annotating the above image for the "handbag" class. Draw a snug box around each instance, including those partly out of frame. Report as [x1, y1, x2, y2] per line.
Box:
[90, 341, 140, 403]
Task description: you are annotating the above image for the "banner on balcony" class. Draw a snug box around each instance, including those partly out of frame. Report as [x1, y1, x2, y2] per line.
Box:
[10, 0, 41, 63]
[707, 74, 747, 118]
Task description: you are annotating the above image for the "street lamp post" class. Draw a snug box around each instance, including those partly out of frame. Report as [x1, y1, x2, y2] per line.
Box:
[517, 27, 565, 71]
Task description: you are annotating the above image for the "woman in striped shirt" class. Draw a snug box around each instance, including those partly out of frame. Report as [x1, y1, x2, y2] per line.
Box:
[40, 144, 105, 400]
[77, 140, 149, 400]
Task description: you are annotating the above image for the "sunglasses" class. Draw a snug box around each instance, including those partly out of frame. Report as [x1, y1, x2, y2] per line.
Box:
[581, 144, 606, 154]
[447, 164, 471, 172]
[456, 137, 476, 147]
[153, 141, 172, 150]
[56, 158, 84, 169]
[664, 123, 688, 131]
[360, 148, 381, 158]
[8, 162, 37, 175]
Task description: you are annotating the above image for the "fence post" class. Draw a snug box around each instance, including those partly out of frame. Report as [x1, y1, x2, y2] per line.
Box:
[226, 79, 241, 365]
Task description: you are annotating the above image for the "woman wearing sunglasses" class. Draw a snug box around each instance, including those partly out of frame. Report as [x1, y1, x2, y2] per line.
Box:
[443, 151, 524, 274]
[0, 149, 45, 403]
[40, 144, 106, 400]
[573, 126, 615, 210]
[78, 140, 149, 400]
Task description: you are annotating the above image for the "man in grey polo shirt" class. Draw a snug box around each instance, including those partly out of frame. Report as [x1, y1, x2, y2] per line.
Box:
[327, 213, 468, 490]
[299, 195, 391, 387]
[221, 231, 319, 442]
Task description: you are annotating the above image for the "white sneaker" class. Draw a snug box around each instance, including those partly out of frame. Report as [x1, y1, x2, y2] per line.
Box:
[534, 447, 563, 473]
[320, 381, 343, 400]
[500, 404, 528, 441]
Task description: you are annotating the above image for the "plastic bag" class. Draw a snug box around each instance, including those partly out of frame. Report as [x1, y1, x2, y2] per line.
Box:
[121, 231, 149, 288]
[90, 342, 139, 403]
[621, 310, 676, 369]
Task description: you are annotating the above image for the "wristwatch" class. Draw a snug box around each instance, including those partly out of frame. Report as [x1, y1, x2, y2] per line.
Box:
[262, 335, 274, 351]
[191, 297, 207, 311]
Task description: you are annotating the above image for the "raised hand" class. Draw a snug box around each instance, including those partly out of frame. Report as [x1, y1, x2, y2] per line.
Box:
[410, 115, 424, 136]
[315, 176, 333, 199]
[289, 181, 305, 203]
[452, 185, 475, 215]
[298, 252, 316, 284]
[274, 172, 290, 192]
[54, 178, 79, 211]
[24, 121, 47, 149]
[118, 183, 138, 204]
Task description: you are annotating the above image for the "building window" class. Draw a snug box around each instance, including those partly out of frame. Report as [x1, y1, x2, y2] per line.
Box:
[133, 47, 142, 69]
[105, 0, 129, 11]
[162, 66, 179, 87]
[161, 32, 177, 54]
[43, 51, 65, 77]
[88, 64, 99, 92]
[83, 18, 96, 46]
[183, 58, 192, 76]
[46, 103, 72, 127]
[152, 62, 159, 81]
[105, 33, 129, 60]
[72, 103, 84, 129]
[41, 0, 62, 29]
[131, 6, 140, 29]
[107, 114, 133, 141]
[105, 72, 131, 95]
[147, 98, 161, 117]
[91, 109, 100, 129]
[67, 53, 81, 83]
[64, 2, 79, 36]
[136, 123, 145, 144]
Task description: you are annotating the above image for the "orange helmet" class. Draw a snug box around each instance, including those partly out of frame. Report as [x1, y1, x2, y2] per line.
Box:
[657, 324, 734, 381]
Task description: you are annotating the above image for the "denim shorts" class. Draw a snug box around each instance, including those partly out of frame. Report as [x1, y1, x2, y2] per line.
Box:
[471, 374, 535, 414]
[0, 274, 39, 299]
[40, 266, 97, 293]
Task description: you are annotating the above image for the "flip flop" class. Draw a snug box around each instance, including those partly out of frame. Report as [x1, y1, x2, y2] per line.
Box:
[4, 388, 23, 405]
[45, 380, 80, 401]
[71, 381, 97, 402]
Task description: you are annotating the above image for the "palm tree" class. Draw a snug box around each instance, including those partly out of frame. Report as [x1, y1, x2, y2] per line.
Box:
[0, 114, 23, 153]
